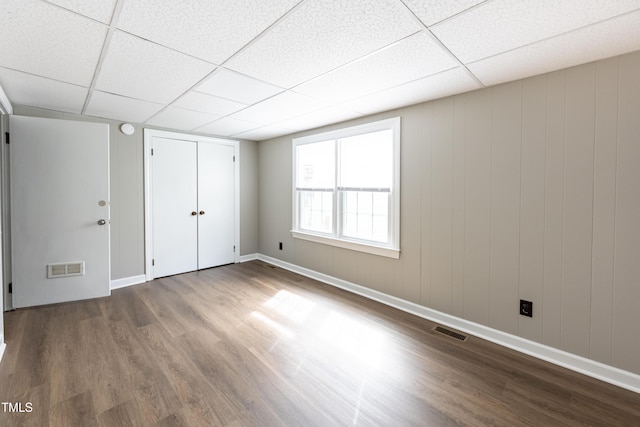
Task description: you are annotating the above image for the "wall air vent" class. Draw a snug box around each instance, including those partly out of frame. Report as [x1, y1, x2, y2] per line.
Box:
[47, 262, 85, 279]
[433, 325, 468, 342]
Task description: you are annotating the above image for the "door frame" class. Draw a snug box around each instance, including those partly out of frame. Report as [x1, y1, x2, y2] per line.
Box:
[143, 128, 239, 281]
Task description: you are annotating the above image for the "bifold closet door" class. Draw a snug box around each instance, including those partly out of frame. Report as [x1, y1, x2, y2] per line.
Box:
[197, 142, 236, 269]
[151, 137, 198, 278]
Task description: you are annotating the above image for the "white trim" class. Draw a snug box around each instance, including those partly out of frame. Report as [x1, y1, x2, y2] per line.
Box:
[256, 254, 640, 395]
[143, 128, 240, 281]
[0, 85, 12, 115]
[238, 253, 259, 263]
[291, 230, 400, 259]
[0, 341, 6, 364]
[110, 274, 146, 290]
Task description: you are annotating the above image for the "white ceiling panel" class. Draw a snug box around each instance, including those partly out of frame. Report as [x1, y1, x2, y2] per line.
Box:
[44, 0, 117, 24]
[196, 69, 285, 105]
[195, 117, 262, 137]
[145, 106, 221, 131]
[432, 0, 640, 63]
[85, 90, 164, 123]
[234, 124, 297, 141]
[95, 31, 215, 104]
[174, 91, 247, 116]
[402, 0, 486, 26]
[294, 31, 458, 103]
[0, 67, 87, 114]
[275, 106, 363, 132]
[343, 67, 480, 115]
[229, 91, 327, 125]
[117, 0, 302, 64]
[468, 10, 640, 87]
[226, 0, 422, 88]
[0, 0, 106, 86]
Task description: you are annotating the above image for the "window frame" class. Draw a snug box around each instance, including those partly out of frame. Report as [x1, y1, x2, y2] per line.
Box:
[291, 117, 401, 259]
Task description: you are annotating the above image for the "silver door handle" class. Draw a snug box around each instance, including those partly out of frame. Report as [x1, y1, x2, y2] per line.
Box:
[97, 219, 107, 226]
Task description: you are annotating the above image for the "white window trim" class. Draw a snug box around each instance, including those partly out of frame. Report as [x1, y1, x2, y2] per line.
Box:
[291, 117, 401, 259]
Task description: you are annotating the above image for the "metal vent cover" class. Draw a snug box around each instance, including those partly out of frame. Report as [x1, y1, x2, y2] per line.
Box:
[47, 262, 85, 279]
[433, 325, 468, 342]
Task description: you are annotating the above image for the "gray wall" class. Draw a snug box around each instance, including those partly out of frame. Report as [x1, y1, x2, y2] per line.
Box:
[258, 50, 640, 375]
[10, 106, 259, 280]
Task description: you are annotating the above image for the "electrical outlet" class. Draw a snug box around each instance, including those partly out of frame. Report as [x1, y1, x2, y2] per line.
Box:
[279, 242, 283, 250]
[520, 300, 533, 317]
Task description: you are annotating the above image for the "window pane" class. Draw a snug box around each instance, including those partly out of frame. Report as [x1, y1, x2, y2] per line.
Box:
[341, 191, 388, 243]
[296, 140, 334, 189]
[299, 191, 332, 233]
[339, 129, 392, 189]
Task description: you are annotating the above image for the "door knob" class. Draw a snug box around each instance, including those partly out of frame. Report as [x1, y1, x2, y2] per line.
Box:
[97, 219, 107, 226]
[191, 211, 197, 216]
[199, 210, 205, 215]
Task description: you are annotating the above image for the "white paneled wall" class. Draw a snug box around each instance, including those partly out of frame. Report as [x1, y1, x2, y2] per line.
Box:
[259, 50, 640, 375]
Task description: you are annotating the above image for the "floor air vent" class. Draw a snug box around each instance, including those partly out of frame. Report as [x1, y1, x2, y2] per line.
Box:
[261, 263, 277, 269]
[433, 325, 468, 342]
[47, 262, 85, 279]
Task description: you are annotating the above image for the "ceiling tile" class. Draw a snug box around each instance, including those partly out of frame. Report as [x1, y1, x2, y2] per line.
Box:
[145, 106, 221, 131]
[195, 117, 262, 137]
[228, 91, 327, 125]
[196, 69, 285, 105]
[295, 31, 457, 103]
[233, 124, 296, 141]
[226, 0, 421, 88]
[174, 91, 247, 116]
[85, 90, 164, 123]
[432, 0, 640, 63]
[275, 106, 363, 132]
[343, 67, 480, 115]
[95, 31, 215, 104]
[0, 0, 107, 86]
[0, 67, 87, 114]
[44, 0, 117, 24]
[468, 10, 640, 87]
[402, 0, 486, 26]
[117, 0, 301, 64]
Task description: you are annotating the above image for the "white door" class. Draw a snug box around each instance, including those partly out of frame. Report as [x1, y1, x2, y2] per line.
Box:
[198, 142, 235, 268]
[151, 137, 198, 278]
[10, 116, 110, 308]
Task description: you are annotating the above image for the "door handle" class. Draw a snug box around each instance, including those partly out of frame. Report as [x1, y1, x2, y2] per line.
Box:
[97, 219, 107, 226]
[191, 211, 197, 216]
[199, 210, 205, 215]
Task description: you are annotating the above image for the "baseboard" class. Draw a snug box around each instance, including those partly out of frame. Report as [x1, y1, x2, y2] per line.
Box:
[238, 253, 259, 263]
[257, 254, 640, 394]
[110, 274, 146, 290]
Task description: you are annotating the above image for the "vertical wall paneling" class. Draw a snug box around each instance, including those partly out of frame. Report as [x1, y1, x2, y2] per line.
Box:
[519, 75, 547, 341]
[613, 52, 640, 374]
[451, 95, 466, 317]
[590, 57, 619, 365]
[463, 89, 492, 324]
[561, 63, 596, 358]
[419, 103, 432, 306]
[489, 82, 522, 333]
[542, 71, 566, 349]
[429, 98, 454, 313]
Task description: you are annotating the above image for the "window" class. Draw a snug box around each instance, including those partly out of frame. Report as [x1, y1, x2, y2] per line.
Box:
[292, 117, 400, 258]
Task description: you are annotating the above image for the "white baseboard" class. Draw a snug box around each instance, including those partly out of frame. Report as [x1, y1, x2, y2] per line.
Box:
[238, 253, 259, 263]
[257, 254, 640, 395]
[110, 274, 146, 290]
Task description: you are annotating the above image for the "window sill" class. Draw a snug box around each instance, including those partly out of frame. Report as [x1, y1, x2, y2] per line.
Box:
[291, 230, 400, 259]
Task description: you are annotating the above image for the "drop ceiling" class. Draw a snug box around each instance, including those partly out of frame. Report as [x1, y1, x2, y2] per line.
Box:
[1, 0, 639, 141]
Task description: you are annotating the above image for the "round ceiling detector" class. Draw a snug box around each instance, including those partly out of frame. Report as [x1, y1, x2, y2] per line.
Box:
[120, 123, 135, 135]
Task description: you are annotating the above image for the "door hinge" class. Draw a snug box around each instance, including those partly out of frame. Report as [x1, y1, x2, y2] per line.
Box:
[233, 245, 236, 252]
[151, 148, 154, 156]
[152, 259, 155, 266]
[5, 132, 9, 145]
[233, 155, 235, 162]
[8, 283, 12, 294]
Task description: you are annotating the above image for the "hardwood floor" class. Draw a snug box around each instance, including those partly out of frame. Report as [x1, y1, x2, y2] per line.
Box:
[0, 260, 638, 426]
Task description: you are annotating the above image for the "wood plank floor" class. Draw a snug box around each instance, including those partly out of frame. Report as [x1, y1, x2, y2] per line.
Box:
[0, 260, 638, 426]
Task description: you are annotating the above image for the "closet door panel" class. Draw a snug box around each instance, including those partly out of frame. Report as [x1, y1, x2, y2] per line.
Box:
[198, 142, 236, 269]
